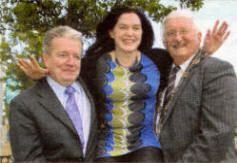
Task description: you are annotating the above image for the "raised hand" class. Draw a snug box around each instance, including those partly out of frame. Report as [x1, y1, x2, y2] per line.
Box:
[203, 20, 230, 54]
[17, 55, 49, 80]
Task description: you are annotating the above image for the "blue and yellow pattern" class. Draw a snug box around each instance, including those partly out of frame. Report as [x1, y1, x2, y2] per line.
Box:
[96, 53, 161, 157]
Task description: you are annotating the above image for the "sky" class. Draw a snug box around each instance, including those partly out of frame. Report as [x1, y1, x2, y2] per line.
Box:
[152, 0, 237, 73]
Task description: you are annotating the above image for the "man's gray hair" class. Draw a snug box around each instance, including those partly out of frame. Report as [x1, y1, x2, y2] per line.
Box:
[162, 9, 200, 38]
[43, 26, 83, 54]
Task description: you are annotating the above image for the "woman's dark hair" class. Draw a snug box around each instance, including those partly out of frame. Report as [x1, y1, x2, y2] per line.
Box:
[86, 5, 154, 57]
[81, 5, 155, 125]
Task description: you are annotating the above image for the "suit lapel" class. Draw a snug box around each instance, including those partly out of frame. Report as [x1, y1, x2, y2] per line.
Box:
[35, 78, 78, 135]
[161, 50, 203, 126]
[79, 78, 97, 156]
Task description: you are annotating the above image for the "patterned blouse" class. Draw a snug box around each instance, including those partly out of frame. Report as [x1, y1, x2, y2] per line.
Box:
[96, 52, 161, 157]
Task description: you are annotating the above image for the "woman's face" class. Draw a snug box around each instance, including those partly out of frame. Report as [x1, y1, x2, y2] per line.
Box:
[109, 12, 142, 53]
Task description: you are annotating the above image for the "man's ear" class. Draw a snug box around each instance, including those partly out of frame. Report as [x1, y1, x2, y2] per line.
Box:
[42, 54, 48, 68]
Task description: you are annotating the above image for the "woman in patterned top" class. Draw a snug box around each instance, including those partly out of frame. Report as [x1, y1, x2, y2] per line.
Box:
[81, 5, 163, 162]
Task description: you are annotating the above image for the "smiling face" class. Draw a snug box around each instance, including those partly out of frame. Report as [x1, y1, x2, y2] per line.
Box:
[109, 12, 142, 53]
[163, 17, 202, 65]
[43, 36, 82, 86]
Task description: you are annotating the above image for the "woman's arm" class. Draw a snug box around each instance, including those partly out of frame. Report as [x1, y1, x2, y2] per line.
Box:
[17, 55, 49, 80]
[17, 20, 230, 79]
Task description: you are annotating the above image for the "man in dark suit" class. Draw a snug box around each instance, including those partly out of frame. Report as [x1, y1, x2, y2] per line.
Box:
[9, 26, 97, 162]
[155, 9, 237, 162]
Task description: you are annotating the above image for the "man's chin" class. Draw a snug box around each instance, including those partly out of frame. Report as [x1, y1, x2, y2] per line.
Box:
[172, 48, 187, 56]
[63, 77, 78, 84]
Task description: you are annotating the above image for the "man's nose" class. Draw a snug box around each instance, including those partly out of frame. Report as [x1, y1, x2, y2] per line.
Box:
[67, 56, 76, 65]
[175, 32, 183, 41]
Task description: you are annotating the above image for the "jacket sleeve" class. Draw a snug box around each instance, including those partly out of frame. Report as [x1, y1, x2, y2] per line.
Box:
[9, 97, 45, 162]
[180, 59, 237, 162]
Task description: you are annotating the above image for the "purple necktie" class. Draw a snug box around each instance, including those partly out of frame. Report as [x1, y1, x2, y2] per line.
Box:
[65, 86, 85, 148]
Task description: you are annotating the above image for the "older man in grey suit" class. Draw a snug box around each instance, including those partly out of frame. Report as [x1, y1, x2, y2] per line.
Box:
[155, 10, 237, 162]
[9, 26, 97, 162]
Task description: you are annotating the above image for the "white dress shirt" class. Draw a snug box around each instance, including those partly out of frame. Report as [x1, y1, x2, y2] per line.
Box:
[173, 54, 195, 88]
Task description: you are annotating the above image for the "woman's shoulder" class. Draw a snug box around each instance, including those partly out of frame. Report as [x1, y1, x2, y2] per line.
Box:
[141, 48, 172, 65]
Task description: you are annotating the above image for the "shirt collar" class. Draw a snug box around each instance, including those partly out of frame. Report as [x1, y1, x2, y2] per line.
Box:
[46, 76, 80, 95]
[172, 53, 196, 72]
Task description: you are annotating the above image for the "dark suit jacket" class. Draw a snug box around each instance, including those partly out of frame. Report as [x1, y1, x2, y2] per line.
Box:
[9, 77, 97, 162]
[156, 50, 237, 162]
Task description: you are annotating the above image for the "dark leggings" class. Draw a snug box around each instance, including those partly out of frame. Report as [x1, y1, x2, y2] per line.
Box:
[95, 146, 163, 162]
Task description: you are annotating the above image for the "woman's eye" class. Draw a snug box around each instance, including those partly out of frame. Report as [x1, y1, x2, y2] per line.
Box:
[120, 26, 127, 30]
[134, 27, 140, 30]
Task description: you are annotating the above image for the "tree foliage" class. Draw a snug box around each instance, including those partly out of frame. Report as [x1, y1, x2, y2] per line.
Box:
[0, 0, 203, 113]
